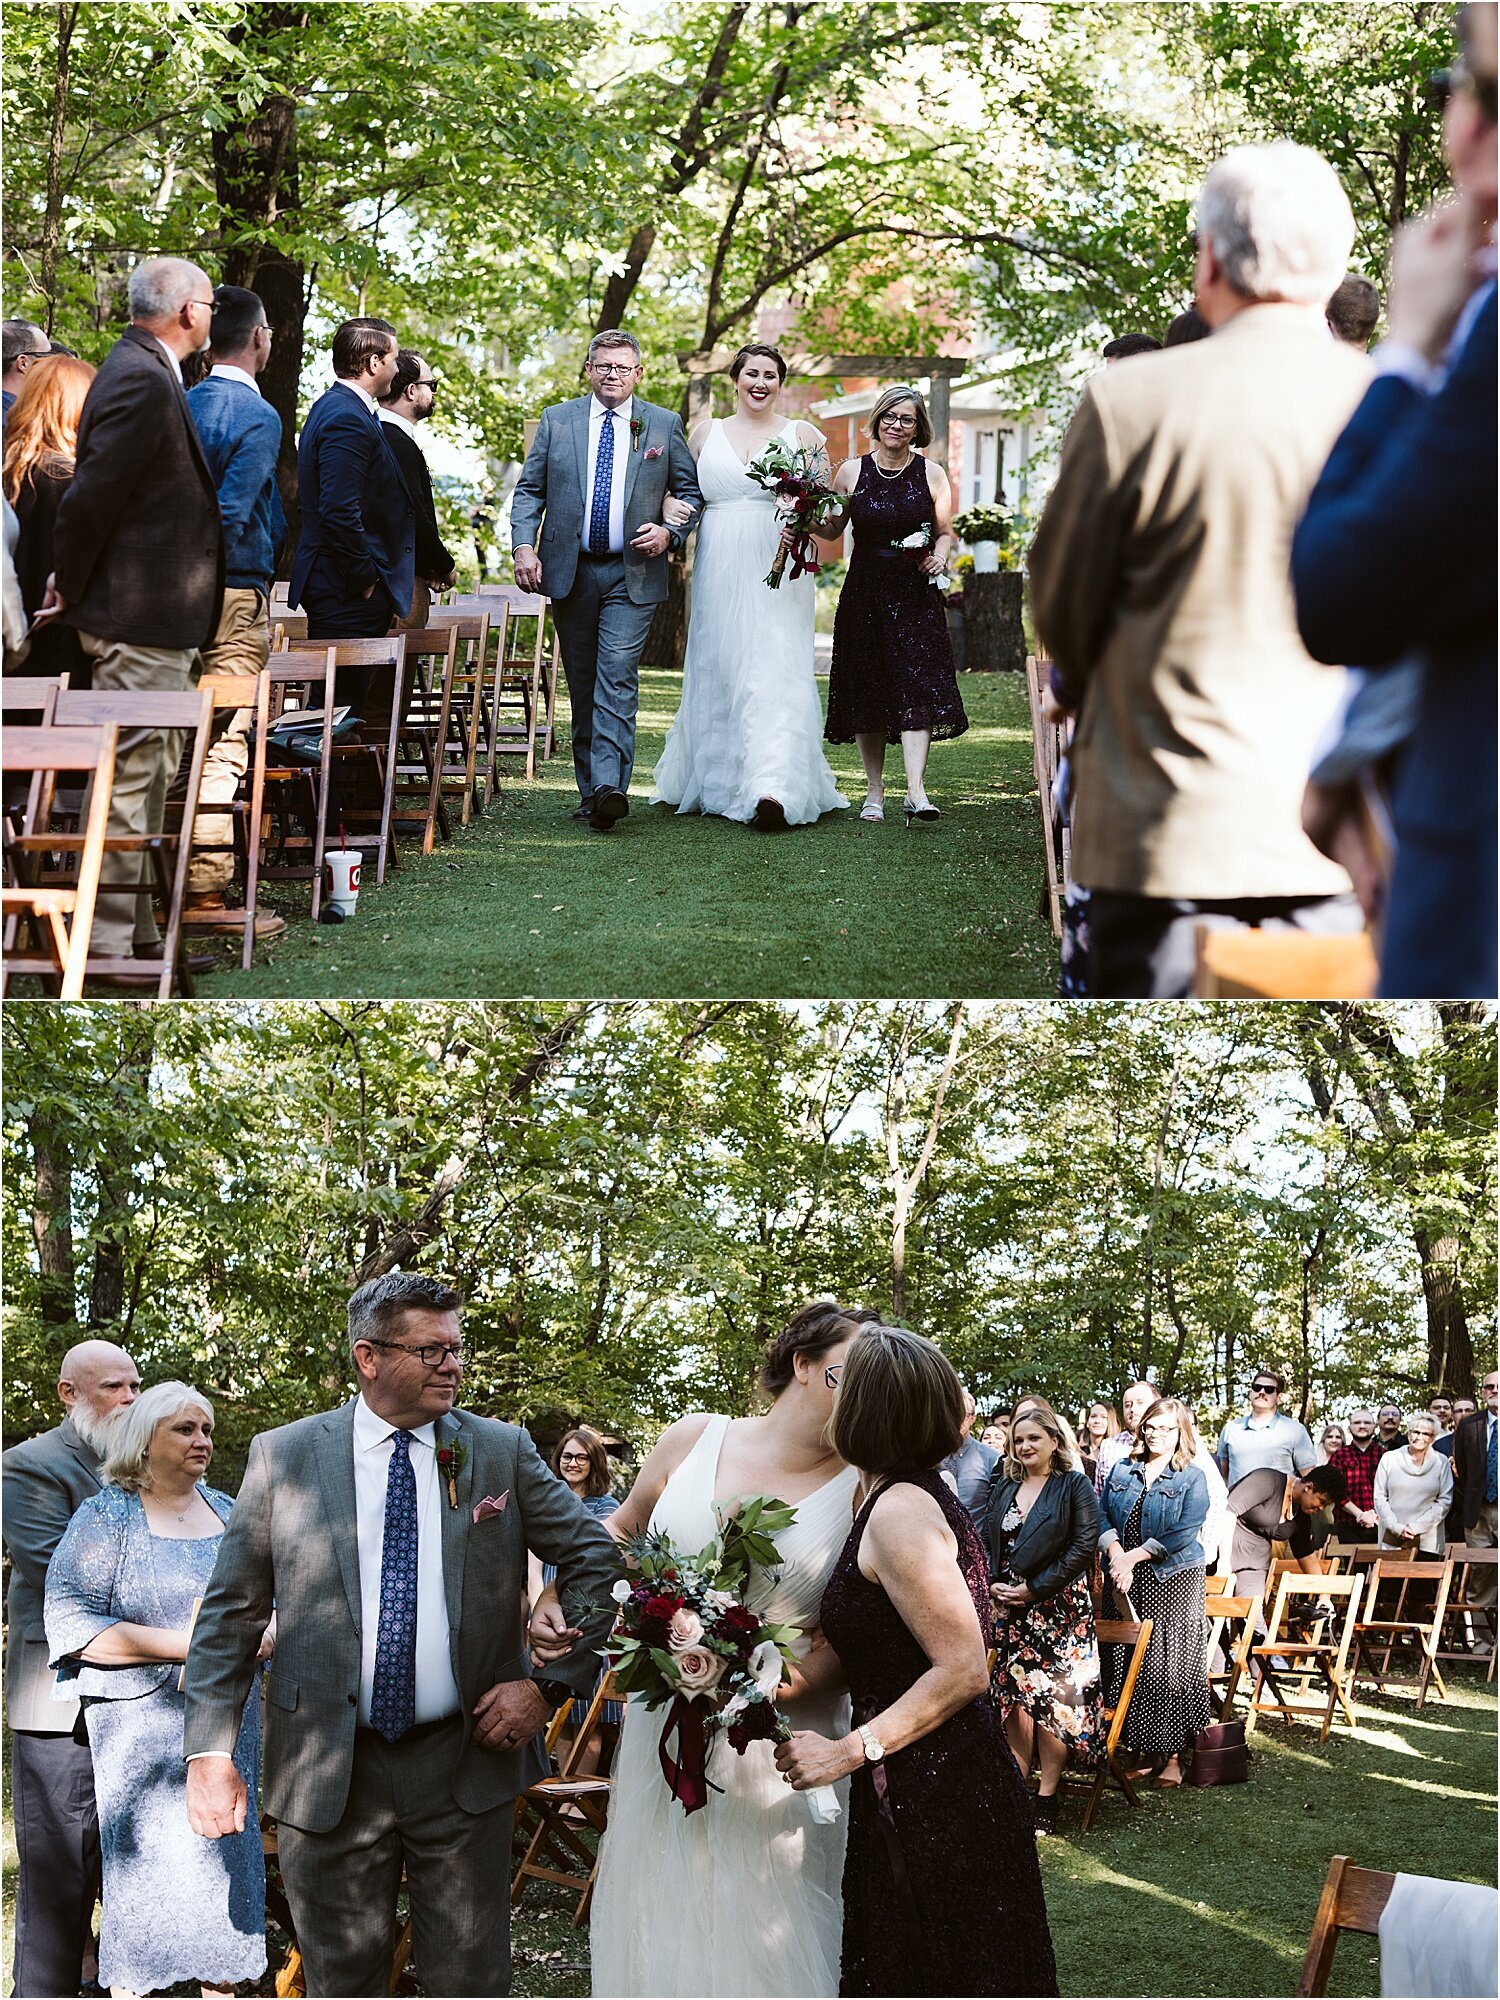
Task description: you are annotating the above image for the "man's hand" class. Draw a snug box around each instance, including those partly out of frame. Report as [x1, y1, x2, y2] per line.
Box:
[256, 1613, 277, 1663]
[1041, 685, 1074, 726]
[528, 1594, 581, 1664]
[471, 1677, 553, 1752]
[513, 546, 544, 594]
[30, 573, 66, 629]
[1386, 196, 1487, 363]
[630, 523, 670, 558]
[1302, 781, 1384, 923]
[186, 1755, 248, 1839]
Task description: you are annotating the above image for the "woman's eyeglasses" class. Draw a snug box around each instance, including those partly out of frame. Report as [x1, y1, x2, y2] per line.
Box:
[825, 1363, 843, 1389]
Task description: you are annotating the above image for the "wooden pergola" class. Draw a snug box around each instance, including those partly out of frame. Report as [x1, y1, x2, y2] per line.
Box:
[680, 349, 969, 469]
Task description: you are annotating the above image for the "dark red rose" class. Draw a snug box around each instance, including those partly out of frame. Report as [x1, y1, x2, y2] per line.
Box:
[641, 1593, 682, 1624]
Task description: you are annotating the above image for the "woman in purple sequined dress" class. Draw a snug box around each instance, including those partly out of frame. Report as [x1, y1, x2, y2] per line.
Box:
[775, 1325, 1057, 2000]
[824, 387, 968, 827]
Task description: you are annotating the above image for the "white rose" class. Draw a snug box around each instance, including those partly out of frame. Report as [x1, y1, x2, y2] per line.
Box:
[668, 1607, 704, 1650]
[673, 1647, 726, 1695]
[611, 1579, 632, 1605]
[720, 1693, 748, 1724]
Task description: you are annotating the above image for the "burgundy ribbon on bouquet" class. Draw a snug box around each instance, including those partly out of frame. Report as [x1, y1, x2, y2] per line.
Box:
[853, 1698, 923, 1943]
[785, 526, 822, 581]
[658, 1694, 717, 1815]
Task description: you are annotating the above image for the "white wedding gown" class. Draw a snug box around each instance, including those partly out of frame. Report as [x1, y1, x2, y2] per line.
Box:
[589, 1415, 858, 1997]
[650, 420, 849, 824]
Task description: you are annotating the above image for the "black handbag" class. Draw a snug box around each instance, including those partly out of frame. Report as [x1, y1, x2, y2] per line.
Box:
[1187, 1719, 1248, 1785]
[261, 705, 361, 768]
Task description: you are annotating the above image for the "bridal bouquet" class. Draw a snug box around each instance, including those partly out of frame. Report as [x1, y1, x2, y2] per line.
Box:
[603, 1495, 833, 1818]
[744, 437, 841, 589]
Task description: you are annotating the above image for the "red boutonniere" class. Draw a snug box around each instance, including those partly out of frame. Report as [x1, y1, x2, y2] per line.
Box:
[436, 1438, 467, 1508]
[630, 415, 644, 452]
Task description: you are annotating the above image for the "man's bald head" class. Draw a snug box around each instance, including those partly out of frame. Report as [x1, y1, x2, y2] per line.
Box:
[128, 256, 215, 358]
[59, 1340, 140, 1449]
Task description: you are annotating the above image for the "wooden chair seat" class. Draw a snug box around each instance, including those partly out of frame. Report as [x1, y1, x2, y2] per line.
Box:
[1193, 924, 1378, 999]
[1436, 1546, 1499, 1678]
[421, 610, 494, 823]
[1297, 1855, 1396, 1996]
[1205, 1586, 1262, 1720]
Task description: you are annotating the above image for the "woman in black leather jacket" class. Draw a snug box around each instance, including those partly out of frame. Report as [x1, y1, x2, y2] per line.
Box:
[983, 1399, 1106, 1833]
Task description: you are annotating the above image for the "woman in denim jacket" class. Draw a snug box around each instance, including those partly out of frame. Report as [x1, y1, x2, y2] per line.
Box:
[1098, 1396, 1213, 1786]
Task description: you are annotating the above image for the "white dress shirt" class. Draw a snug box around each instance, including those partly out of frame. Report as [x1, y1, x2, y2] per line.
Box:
[351, 1393, 461, 1726]
[379, 407, 417, 441]
[582, 394, 632, 555]
[339, 378, 379, 417]
[152, 334, 184, 381]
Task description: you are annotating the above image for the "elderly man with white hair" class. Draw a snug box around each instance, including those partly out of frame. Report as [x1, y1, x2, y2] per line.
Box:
[2, 1339, 140, 1997]
[1029, 142, 1371, 997]
[37, 256, 224, 975]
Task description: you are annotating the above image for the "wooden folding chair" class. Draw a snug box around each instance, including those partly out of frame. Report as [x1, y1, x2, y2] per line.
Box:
[510, 1672, 619, 1925]
[1351, 1559, 1453, 1707]
[463, 586, 558, 791]
[0, 677, 65, 722]
[2, 723, 117, 999]
[166, 670, 272, 972]
[422, 608, 493, 823]
[275, 635, 408, 890]
[271, 612, 309, 646]
[1436, 1545, 1499, 1677]
[1296, 1855, 1395, 1997]
[1205, 1582, 1262, 1720]
[391, 624, 460, 853]
[258, 652, 340, 921]
[1064, 1616, 1154, 1832]
[1247, 1572, 1364, 1740]
[1193, 923, 1379, 999]
[34, 688, 214, 996]
[1025, 653, 1071, 938]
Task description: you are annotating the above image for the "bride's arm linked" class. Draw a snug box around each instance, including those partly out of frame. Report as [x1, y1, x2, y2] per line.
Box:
[527, 1413, 715, 1664]
[774, 1483, 988, 1790]
[781, 1631, 848, 1704]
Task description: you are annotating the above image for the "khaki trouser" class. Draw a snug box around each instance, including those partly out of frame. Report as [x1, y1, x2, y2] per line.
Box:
[395, 578, 432, 633]
[1467, 1498, 1497, 1646]
[189, 588, 270, 897]
[76, 631, 199, 956]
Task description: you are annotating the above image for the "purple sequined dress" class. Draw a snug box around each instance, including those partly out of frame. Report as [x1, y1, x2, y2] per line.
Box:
[825, 457, 969, 745]
[820, 1471, 1058, 1999]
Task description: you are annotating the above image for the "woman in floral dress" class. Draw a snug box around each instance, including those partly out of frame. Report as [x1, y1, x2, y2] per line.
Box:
[982, 1399, 1106, 1833]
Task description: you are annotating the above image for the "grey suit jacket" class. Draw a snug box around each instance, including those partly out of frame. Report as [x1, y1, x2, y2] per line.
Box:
[1028, 305, 1370, 900]
[509, 395, 703, 606]
[181, 1399, 622, 1833]
[2, 1417, 103, 1731]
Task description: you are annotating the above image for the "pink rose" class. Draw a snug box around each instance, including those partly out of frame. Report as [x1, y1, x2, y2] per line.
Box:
[668, 1607, 704, 1650]
[672, 1646, 725, 1695]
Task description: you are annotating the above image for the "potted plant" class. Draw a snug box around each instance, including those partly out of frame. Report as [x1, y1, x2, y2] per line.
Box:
[953, 503, 1014, 573]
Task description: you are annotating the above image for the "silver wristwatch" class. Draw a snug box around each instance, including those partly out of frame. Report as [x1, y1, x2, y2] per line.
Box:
[857, 1723, 886, 1763]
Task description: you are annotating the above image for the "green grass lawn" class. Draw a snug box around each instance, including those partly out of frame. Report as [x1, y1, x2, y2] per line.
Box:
[7, 1674, 1494, 1997]
[187, 668, 1057, 1001]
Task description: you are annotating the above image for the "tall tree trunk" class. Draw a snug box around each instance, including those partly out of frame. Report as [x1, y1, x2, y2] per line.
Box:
[39, 2, 80, 327]
[1414, 1226, 1474, 1394]
[211, 6, 309, 549]
[30, 1104, 76, 1330]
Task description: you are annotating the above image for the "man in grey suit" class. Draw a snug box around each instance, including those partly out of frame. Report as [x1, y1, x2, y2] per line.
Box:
[1030, 142, 1371, 996]
[2, 1340, 141, 1998]
[511, 329, 702, 831]
[183, 1272, 621, 1997]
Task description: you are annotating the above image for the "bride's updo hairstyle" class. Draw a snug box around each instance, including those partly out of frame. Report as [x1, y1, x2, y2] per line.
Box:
[729, 342, 788, 384]
[830, 1323, 964, 1475]
[760, 1299, 879, 1399]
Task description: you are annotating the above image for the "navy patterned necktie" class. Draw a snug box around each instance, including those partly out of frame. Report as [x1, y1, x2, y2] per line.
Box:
[1486, 1417, 1496, 1505]
[588, 410, 616, 554]
[370, 1429, 418, 1741]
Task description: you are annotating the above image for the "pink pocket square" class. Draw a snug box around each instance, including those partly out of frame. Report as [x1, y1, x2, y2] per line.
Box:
[644, 445, 664, 461]
[472, 1492, 510, 1523]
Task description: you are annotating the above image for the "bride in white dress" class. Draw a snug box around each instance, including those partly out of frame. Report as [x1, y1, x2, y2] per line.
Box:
[529, 1304, 864, 1998]
[651, 343, 849, 830]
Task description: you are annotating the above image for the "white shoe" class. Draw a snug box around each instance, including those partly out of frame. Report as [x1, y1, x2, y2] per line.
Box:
[860, 797, 884, 822]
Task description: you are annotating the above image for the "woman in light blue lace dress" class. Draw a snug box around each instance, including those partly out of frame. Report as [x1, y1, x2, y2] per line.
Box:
[45, 1383, 268, 1997]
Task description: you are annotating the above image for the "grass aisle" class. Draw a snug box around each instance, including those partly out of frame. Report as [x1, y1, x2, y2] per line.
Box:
[203, 669, 1057, 1000]
[7, 1679, 1492, 1996]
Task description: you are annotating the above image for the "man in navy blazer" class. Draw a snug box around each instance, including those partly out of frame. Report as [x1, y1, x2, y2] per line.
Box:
[289, 318, 415, 679]
[1292, 4, 1497, 997]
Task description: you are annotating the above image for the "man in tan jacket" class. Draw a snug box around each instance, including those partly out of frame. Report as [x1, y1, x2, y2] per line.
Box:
[1030, 142, 1371, 996]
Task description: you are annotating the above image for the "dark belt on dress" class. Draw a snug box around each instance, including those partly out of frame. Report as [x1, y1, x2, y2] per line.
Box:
[853, 1698, 924, 1944]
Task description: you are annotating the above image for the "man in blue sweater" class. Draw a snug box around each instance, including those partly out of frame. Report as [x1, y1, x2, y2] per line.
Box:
[185, 285, 286, 925]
